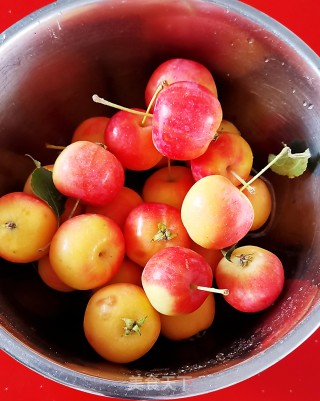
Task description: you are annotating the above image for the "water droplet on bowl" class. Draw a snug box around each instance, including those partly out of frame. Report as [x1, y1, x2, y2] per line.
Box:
[216, 352, 225, 362]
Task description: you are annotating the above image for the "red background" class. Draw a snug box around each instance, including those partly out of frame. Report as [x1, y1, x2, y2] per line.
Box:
[0, 1, 319, 401]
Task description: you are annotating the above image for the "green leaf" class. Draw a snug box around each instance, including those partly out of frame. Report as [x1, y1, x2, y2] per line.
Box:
[31, 167, 66, 218]
[221, 243, 237, 262]
[268, 147, 311, 178]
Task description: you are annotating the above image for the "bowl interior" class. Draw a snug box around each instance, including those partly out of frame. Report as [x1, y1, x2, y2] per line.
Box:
[0, 0, 320, 398]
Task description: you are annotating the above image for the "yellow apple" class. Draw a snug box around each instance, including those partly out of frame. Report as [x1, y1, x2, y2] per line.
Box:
[49, 213, 125, 290]
[0, 192, 58, 263]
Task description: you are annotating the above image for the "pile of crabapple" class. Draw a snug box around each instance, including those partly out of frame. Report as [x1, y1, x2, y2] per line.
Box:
[1, 57, 301, 365]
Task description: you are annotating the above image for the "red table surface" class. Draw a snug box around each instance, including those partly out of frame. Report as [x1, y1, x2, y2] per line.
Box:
[0, 1, 319, 401]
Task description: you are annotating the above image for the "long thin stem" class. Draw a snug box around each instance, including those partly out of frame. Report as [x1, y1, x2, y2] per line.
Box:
[67, 198, 81, 220]
[141, 80, 167, 126]
[167, 158, 173, 181]
[246, 170, 277, 239]
[46, 144, 66, 150]
[240, 145, 289, 192]
[92, 94, 153, 118]
[230, 169, 255, 194]
[192, 284, 229, 296]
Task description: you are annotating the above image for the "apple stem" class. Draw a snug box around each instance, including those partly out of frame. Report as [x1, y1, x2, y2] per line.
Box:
[247, 170, 277, 238]
[141, 80, 167, 126]
[240, 145, 289, 192]
[151, 222, 177, 242]
[167, 158, 173, 181]
[92, 94, 153, 118]
[230, 169, 255, 194]
[3, 221, 17, 230]
[25, 154, 42, 168]
[38, 242, 51, 253]
[67, 198, 81, 220]
[46, 144, 66, 150]
[192, 284, 229, 296]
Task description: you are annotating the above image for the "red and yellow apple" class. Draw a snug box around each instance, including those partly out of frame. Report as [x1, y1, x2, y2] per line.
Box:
[215, 245, 285, 313]
[190, 132, 253, 186]
[181, 175, 254, 250]
[142, 246, 213, 316]
[52, 140, 124, 206]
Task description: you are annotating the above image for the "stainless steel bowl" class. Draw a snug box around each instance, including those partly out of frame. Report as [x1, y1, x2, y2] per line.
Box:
[0, 0, 319, 399]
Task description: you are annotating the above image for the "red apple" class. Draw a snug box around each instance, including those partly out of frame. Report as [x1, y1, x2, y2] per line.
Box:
[85, 186, 143, 230]
[190, 132, 253, 186]
[71, 116, 110, 144]
[104, 109, 163, 170]
[52, 140, 124, 206]
[142, 246, 213, 316]
[152, 81, 222, 160]
[142, 165, 195, 209]
[124, 202, 191, 267]
[145, 58, 218, 110]
[215, 245, 285, 313]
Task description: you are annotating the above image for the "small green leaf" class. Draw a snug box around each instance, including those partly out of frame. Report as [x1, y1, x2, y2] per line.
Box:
[31, 167, 66, 218]
[221, 243, 237, 262]
[268, 148, 311, 178]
